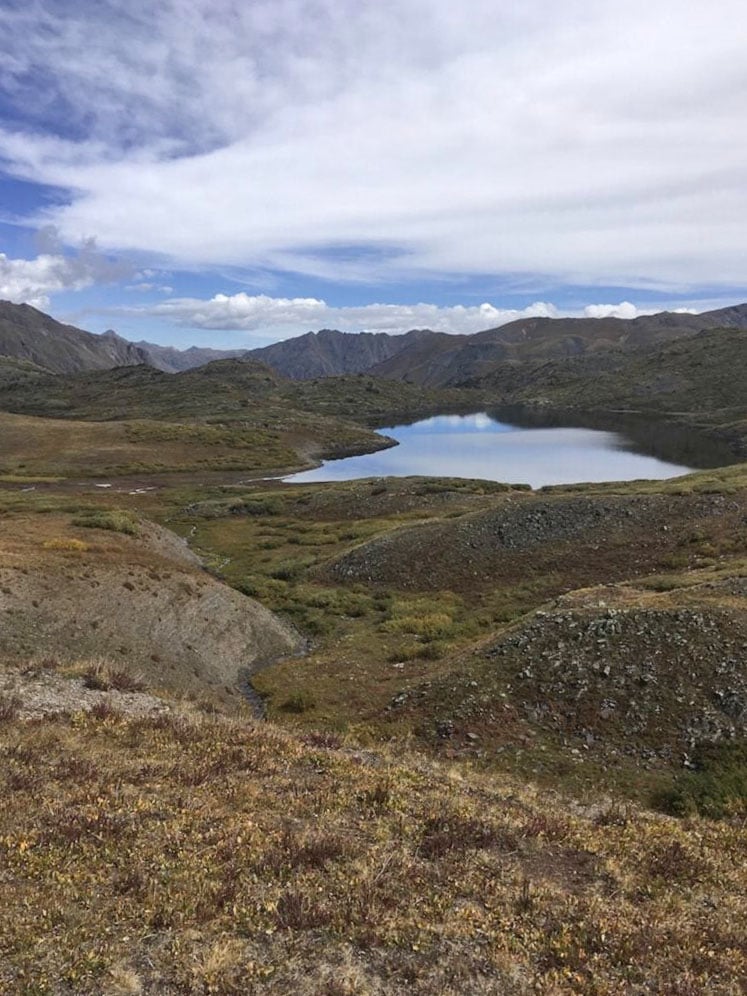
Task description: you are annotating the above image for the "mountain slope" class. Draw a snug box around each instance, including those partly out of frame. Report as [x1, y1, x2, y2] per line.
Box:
[130, 337, 247, 372]
[0, 301, 149, 372]
[247, 327, 445, 379]
[475, 326, 747, 413]
[237, 303, 747, 385]
[370, 304, 747, 386]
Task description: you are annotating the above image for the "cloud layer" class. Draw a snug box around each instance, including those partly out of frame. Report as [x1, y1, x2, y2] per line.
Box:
[135, 292, 655, 337]
[1, 1, 746, 292]
[0, 230, 131, 308]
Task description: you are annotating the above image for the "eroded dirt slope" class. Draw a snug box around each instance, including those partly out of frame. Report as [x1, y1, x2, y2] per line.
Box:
[0, 512, 302, 704]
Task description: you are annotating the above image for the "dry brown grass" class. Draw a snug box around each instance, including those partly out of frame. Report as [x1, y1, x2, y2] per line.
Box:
[83, 660, 147, 693]
[0, 706, 745, 994]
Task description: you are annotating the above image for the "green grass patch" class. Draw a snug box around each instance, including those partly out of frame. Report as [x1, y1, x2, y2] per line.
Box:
[72, 510, 140, 535]
[655, 740, 747, 819]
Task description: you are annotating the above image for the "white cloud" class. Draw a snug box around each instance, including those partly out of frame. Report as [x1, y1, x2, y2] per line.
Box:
[1, 2, 746, 290]
[0, 233, 132, 309]
[137, 293, 560, 336]
[583, 302, 642, 320]
[583, 302, 701, 320]
[125, 282, 174, 294]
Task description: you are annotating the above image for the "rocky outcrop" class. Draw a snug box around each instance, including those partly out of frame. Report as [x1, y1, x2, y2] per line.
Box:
[486, 599, 747, 753]
[319, 492, 741, 591]
[393, 582, 747, 763]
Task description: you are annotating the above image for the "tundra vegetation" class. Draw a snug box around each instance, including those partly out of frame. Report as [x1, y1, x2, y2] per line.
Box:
[0, 321, 745, 993]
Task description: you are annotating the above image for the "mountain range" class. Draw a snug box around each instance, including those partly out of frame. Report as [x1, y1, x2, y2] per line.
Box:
[246, 304, 747, 386]
[1, 298, 747, 387]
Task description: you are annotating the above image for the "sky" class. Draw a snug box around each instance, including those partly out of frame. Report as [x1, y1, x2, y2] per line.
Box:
[1, 0, 746, 349]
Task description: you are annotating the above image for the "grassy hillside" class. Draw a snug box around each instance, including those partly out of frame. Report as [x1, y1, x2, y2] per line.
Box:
[0, 410, 306, 478]
[0, 360, 475, 425]
[1, 692, 745, 994]
[0, 363, 477, 479]
[161, 465, 747, 804]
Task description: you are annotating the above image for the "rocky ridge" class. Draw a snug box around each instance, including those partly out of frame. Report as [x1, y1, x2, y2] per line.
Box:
[320, 491, 742, 591]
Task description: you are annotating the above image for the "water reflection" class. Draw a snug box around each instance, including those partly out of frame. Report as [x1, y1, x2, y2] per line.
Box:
[491, 405, 735, 469]
[284, 413, 695, 488]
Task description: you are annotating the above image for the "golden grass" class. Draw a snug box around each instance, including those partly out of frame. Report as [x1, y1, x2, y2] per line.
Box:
[42, 537, 90, 552]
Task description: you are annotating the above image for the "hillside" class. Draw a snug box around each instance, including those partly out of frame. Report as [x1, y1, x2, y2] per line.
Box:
[0, 495, 301, 707]
[0, 301, 149, 373]
[0, 357, 470, 424]
[472, 327, 747, 457]
[0, 362, 476, 480]
[1, 689, 745, 994]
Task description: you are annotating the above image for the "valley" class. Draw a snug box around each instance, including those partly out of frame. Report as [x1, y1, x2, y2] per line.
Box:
[0, 301, 745, 993]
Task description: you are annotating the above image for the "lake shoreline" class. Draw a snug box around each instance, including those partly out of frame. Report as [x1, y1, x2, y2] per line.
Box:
[281, 411, 700, 489]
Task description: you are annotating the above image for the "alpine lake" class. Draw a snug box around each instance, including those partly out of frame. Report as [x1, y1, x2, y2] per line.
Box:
[284, 409, 733, 488]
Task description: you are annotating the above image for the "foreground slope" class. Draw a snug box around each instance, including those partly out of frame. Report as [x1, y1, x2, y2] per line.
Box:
[0, 695, 745, 994]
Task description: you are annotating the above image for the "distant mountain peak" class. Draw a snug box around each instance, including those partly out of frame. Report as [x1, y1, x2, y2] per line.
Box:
[0, 302, 149, 374]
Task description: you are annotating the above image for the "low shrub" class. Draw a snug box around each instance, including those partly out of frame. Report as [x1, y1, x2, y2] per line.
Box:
[0, 692, 22, 721]
[384, 612, 454, 640]
[72, 510, 139, 535]
[42, 537, 89, 552]
[280, 692, 316, 714]
[655, 740, 747, 819]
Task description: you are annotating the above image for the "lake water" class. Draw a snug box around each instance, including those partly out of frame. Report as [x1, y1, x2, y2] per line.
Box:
[284, 412, 695, 488]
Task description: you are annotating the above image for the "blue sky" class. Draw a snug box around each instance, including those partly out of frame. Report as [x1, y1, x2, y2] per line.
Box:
[1, 0, 746, 349]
